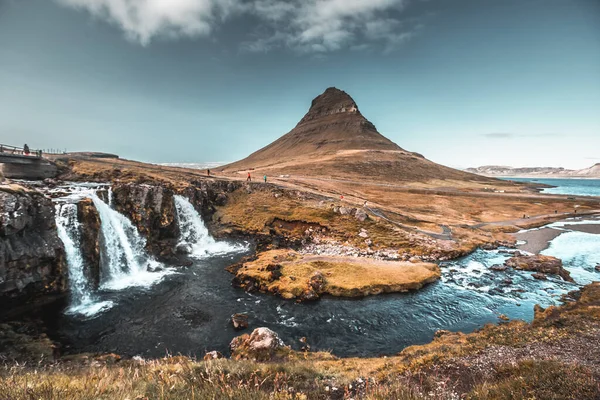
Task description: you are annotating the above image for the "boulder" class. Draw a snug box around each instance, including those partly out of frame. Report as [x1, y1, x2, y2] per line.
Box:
[433, 330, 452, 339]
[309, 271, 325, 292]
[299, 336, 311, 352]
[504, 254, 574, 283]
[176, 243, 193, 254]
[595, 264, 600, 272]
[229, 327, 286, 361]
[490, 264, 508, 272]
[355, 209, 368, 222]
[532, 272, 547, 280]
[203, 351, 224, 361]
[300, 288, 319, 302]
[231, 313, 249, 330]
[339, 207, 352, 215]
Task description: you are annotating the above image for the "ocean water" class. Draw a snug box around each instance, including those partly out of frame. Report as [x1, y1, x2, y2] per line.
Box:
[503, 178, 600, 197]
[158, 162, 227, 170]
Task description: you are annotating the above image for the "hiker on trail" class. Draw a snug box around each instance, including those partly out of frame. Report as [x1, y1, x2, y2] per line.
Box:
[264, 175, 267, 183]
[247, 172, 251, 182]
[23, 144, 30, 155]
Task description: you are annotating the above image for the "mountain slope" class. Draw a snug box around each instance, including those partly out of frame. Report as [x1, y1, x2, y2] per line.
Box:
[222, 88, 493, 184]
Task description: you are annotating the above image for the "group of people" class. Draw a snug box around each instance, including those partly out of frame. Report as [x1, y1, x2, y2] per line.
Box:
[246, 172, 267, 183]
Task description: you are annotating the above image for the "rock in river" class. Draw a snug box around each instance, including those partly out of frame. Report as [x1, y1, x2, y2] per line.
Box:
[231, 313, 249, 330]
[504, 254, 574, 283]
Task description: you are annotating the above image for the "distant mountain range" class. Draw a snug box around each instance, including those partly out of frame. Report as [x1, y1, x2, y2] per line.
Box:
[465, 164, 600, 178]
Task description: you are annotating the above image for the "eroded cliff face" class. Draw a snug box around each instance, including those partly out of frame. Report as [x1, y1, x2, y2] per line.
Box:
[111, 184, 179, 262]
[0, 186, 66, 304]
[181, 180, 242, 218]
[77, 198, 101, 290]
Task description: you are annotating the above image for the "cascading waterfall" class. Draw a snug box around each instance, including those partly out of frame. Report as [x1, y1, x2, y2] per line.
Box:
[90, 192, 170, 291]
[54, 185, 171, 317]
[174, 195, 245, 258]
[55, 201, 113, 317]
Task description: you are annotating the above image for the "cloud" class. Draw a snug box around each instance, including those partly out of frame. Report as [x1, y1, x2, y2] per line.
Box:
[482, 133, 561, 139]
[56, 0, 416, 52]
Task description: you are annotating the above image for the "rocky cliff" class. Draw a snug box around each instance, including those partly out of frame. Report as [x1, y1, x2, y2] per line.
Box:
[77, 198, 101, 290]
[110, 180, 242, 263]
[0, 185, 66, 307]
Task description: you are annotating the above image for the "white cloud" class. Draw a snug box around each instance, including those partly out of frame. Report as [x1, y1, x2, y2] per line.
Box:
[56, 0, 416, 52]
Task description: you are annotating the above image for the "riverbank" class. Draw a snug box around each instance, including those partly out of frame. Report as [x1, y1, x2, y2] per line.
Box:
[3, 282, 599, 399]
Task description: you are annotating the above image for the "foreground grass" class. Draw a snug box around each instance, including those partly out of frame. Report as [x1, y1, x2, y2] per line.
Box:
[1, 357, 597, 400]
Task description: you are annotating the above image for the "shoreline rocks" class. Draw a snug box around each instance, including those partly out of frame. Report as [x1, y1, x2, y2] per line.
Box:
[231, 313, 249, 330]
[504, 254, 574, 283]
[229, 327, 287, 361]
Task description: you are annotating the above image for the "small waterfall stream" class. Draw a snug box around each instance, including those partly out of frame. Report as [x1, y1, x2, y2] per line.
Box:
[173, 195, 244, 257]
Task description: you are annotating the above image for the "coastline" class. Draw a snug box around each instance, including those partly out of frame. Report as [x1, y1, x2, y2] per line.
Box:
[513, 214, 600, 254]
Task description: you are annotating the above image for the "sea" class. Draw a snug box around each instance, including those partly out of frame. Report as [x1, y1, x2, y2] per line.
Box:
[501, 178, 600, 197]
[158, 162, 227, 170]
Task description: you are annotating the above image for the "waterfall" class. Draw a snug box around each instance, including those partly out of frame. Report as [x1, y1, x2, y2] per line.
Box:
[107, 187, 113, 208]
[54, 186, 172, 317]
[173, 195, 245, 258]
[90, 193, 171, 291]
[55, 202, 113, 317]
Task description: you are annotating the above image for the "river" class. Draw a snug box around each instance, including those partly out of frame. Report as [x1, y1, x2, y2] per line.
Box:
[29, 183, 600, 359]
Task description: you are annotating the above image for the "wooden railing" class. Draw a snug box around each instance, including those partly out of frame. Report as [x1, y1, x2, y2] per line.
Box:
[0, 144, 66, 158]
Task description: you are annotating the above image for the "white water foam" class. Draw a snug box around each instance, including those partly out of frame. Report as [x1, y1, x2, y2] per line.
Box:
[173, 195, 246, 258]
[54, 185, 173, 317]
[55, 202, 113, 317]
[542, 230, 600, 284]
[90, 192, 172, 291]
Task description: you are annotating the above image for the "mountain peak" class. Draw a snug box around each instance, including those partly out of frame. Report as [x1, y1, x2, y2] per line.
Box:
[299, 87, 361, 125]
[222, 88, 403, 171]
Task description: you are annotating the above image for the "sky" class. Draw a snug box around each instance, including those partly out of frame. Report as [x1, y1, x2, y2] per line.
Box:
[0, 0, 599, 169]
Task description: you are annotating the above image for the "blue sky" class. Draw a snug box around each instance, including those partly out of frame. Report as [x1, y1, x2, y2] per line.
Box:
[0, 0, 598, 168]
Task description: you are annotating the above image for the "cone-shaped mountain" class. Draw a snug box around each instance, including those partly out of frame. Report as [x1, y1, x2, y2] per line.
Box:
[223, 88, 491, 184]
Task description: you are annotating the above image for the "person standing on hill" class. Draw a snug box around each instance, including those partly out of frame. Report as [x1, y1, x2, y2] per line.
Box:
[23, 144, 30, 155]
[207, 169, 210, 176]
[247, 172, 251, 182]
[264, 175, 267, 183]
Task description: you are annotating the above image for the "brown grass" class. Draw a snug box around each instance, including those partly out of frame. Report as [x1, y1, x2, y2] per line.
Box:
[233, 250, 440, 299]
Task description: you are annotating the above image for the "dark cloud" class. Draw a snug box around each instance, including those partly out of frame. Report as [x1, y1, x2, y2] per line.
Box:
[56, 0, 417, 53]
